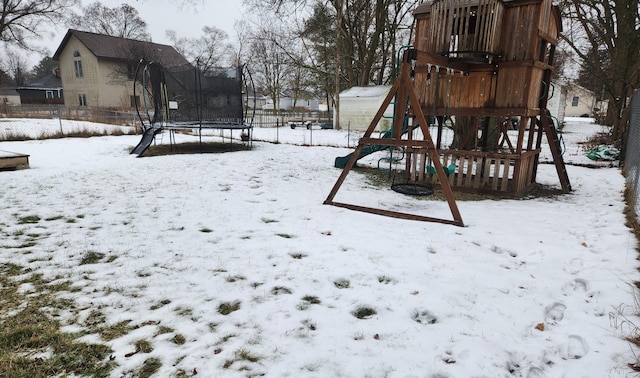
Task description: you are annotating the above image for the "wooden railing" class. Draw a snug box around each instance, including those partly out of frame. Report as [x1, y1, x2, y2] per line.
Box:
[408, 148, 540, 193]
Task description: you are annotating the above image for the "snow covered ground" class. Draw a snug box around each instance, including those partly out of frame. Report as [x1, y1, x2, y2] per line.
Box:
[0, 116, 636, 377]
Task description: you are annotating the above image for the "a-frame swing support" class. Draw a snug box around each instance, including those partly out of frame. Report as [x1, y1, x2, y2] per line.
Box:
[324, 50, 465, 227]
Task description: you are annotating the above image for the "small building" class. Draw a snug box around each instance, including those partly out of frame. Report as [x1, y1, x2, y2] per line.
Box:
[17, 69, 64, 104]
[565, 83, 597, 117]
[339, 85, 393, 131]
[547, 81, 567, 126]
[0, 88, 21, 106]
[53, 29, 189, 109]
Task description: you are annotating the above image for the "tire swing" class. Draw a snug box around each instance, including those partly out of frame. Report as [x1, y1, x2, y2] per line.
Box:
[390, 136, 434, 197]
[391, 181, 435, 196]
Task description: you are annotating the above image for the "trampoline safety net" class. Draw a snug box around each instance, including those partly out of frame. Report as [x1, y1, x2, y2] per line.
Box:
[165, 64, 244, 127]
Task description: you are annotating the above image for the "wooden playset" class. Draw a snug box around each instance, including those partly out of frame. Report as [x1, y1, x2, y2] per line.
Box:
[325, 0, 571, 225]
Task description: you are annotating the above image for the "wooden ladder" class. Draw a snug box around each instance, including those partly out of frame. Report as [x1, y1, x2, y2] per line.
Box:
[540, 111, 571, 192]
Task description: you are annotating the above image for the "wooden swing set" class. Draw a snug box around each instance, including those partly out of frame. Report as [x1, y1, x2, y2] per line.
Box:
[324, 0, 570, 226]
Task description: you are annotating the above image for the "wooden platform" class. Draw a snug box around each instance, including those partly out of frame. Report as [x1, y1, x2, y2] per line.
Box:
[0, 151, 30, 171]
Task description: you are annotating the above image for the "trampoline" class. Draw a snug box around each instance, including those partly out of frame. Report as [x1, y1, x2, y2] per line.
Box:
[131, 60, 255, 156]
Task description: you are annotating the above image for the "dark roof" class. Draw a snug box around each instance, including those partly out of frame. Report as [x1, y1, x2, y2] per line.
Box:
[53, 29, 190, 68]
[23, 74, 62, 89]
[0, 88, 19, 96]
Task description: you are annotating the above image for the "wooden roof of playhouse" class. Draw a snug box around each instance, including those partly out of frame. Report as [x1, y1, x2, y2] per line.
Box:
[412, 0, 562, 66]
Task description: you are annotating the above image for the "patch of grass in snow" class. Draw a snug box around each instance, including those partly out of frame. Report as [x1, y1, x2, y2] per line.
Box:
[276, 233, 295, 239]
[334, 279, 350, 289]
[218, 301, 241, 315]
[101, 320, 136, 341]
[134, 339, 154, 353]
[226, 274, 246, 283]
[156, 326, 174, 335]
[218, 333, 238, 344]
[199, 227, 213, 233]
[378, 275, 397, 284]
[79, 251, 105, 265]
[352, 306, 377, 319]
[271, 286, 293, 295]
[17, 215, 40, 224]
[45, 215, 65, 221]
[83, 310, 135, 341]
[0, 263, 115, 376]
[289, 252, 307, 259]
[171, 334, 186, 345]
[261, 218, 279, 223]
[174, 306, 194, 317]
[15, 240, 37, 248]
[301, 295, 321, 304]
[222, 348, 262, 369]
[150, 299, 172, 310]
[136, 357, 162, 378]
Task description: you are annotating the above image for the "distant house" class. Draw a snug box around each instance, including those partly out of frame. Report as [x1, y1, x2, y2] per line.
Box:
[565, 83, 598, 117]
[0, 88, 21, 106]
[262, 94, 321, 111]
[52, 29, 189, 109]
[17, 69, 64, 104]
[339, 85, 393, 131]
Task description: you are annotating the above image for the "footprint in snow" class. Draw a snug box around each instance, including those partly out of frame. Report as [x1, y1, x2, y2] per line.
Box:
[562, 278, 589, 293]
[526, 366, 545, 378]
[544, 302, 566, 324]
[566, 335, 588, 359]
[563, 258, 583, 275]
[413, 309, 437, 324]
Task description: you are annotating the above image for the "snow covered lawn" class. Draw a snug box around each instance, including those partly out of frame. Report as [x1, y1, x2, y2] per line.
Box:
[0, 117, 637, 377]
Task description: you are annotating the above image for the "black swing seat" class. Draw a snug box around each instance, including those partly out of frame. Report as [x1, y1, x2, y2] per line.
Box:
[391, 182, 435, 196]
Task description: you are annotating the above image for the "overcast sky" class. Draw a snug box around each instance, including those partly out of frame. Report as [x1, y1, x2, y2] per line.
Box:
[37, 0, 245, 64]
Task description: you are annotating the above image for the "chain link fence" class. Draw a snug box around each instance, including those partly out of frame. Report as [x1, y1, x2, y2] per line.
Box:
[2, 104, 140, 126]
[624, 90, 640, 218]
[1, 105, 342, 145]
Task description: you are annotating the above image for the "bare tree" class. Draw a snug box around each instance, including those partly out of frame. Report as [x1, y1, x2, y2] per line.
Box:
[244, 0, 419, 128]
[167, 26, 233, 70]
[69, 2, 150, 40]
[231, 20, 251, 67]
[3, 49, 31, 86]
[0, 0, 77, 49]
[559, 0, 640, 144]
[249, 25, 290, 111]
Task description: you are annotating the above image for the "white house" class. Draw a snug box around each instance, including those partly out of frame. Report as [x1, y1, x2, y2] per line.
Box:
[564, 83, 598, 117]
[547, 81, 567, 127]
[262, 96, 320, 111]
[0, 89, 22, 106]
[339, 85, 393, 131]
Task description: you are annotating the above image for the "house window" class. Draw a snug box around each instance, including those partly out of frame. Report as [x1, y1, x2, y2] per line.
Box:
[46, 91, 54, 99]
[127, 63, 135, 80]
[571, 96, 579, 107]
[74, 60, 83, 78]
[78, 94, 87, 107]
[130, 95, 140, 108]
